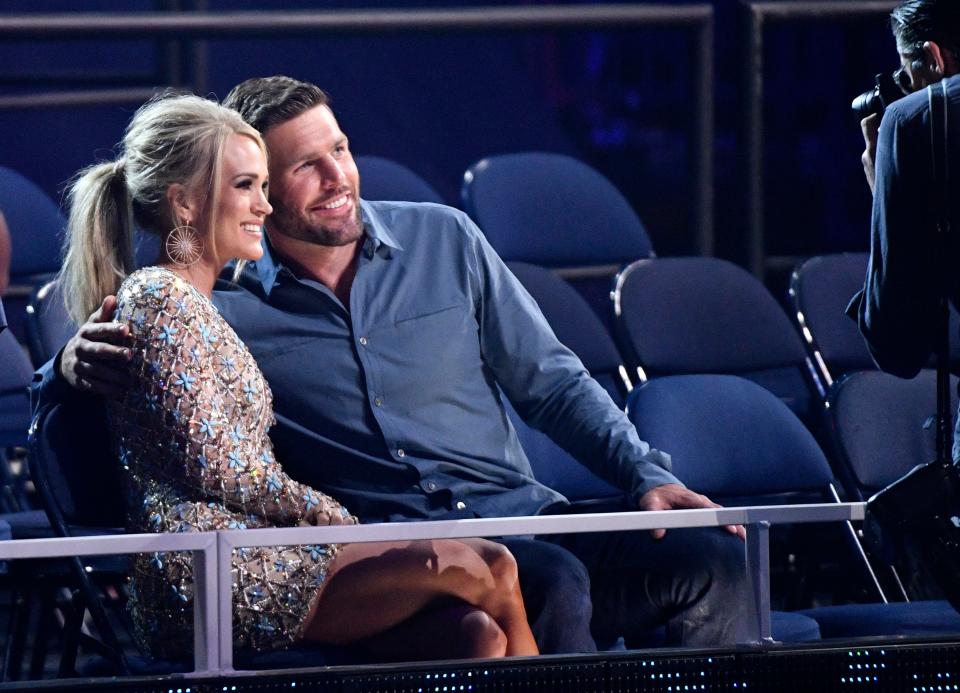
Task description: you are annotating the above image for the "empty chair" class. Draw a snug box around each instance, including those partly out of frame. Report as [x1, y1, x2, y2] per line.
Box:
[355, 155, 445, 205]
[0, 167, 65, 339]
[0, 167, 64, 286]
[827, 369, 958, 500]
[25, 279, 75, 368]
[462, 152, 654, 324]
[790, 252, 960, 387]
[789, 253, 874, 385]
[613, 256, 824, 426]
[627, 374, 960, 639]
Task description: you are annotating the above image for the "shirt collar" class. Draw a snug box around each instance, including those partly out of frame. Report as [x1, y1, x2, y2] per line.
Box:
[250, 199, 404, 296]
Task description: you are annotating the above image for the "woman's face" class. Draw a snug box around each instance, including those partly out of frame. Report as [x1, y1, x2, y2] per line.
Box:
[211, 133, 272, 264]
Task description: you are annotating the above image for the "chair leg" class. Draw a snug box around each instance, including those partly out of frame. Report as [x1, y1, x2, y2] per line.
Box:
[57, 592, 83, 678]
[2, 587, 28, 681]
[28, 585, 57, 679]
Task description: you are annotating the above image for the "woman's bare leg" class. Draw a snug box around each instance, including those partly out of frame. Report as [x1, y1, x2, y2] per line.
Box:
[362, 604, 507, 661]
[302, 538, 538, 657]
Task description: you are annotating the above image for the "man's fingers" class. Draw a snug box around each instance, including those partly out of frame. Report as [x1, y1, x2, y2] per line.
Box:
[75, 359, 130, 387]
[78, 322, 131, 347]
[89, 295, 120, 324]
[649, 528, 667, 540]
[76, 339, 132, 363]
[726, 524, 747, 541]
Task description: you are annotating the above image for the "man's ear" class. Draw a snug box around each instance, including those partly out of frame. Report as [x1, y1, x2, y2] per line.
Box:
[922, 40, 957, 77]
[166, 183, 196, 225]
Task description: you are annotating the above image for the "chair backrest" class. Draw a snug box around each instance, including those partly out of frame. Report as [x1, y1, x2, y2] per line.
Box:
[356, 155, 446, 205]
[827, 369, 958, 498]
[26, 278, 76, 367]
[790, 252, 960, 385]
[613, 256, 822, 424]
[789, 253, 875, 383]
[462, 152, 653, 268]
[29, 402, 124, 534]
[0, 166, 64, 281]
[626, 374, 835, 501]
[0, 326, 33, 448]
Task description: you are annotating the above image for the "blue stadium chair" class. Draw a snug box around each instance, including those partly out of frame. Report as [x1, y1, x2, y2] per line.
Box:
[502, 262, 629, 507]
[25, 279, 75, 368]
[0, 328, 31, 451]
[626, 374, 960, 639]
[356, 155, 445, 205]
[789, 253, 875, 385]
[462, 152, 654, 325]
[789, 252, 960, 387]
[826, 369, 957, 501]
[613, 256, 825, 428]
[0, 167, 63, 284]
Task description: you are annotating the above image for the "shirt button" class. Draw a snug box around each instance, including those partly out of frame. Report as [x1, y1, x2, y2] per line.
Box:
[374, 397, 382, 407]
[455, 501, 467, 510]
[359, 336, 368, 346]
[426, 481, 437, 491]
[397, 448, 405, 458]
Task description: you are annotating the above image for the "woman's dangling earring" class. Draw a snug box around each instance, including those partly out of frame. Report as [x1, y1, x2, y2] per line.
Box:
[166, 219, 204, 268]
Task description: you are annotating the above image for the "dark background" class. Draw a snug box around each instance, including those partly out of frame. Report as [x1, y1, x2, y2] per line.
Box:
[0, 0, 896, 284]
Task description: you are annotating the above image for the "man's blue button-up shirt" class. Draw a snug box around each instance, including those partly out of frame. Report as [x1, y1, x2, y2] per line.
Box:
[37, 200, 678, 523]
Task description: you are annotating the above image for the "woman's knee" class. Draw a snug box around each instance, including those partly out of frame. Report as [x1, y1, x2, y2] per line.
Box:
[456, 609, 508, 658]
[478, 541, 521, 594]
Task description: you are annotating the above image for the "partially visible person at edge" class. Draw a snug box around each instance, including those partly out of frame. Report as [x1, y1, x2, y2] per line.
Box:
[852, 0, 960, 459]
[0, 211, 10, 296]
[56, 92, 538, 661]
[39, 76, 748, 654]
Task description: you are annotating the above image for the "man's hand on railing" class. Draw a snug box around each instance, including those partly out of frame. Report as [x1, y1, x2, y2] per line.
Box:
[60, 295, 132, 399]
[638, 483, 746, 541]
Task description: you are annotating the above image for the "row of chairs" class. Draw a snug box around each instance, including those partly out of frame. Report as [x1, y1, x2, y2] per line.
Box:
[3, 153, 960, 677]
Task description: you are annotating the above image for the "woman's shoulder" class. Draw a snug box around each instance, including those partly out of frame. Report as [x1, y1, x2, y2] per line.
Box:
[116, 266, 206, 324]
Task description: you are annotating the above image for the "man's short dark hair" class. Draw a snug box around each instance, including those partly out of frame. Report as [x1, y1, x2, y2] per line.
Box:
[223, 76, 330, 135]
[891, 0, 960, 58]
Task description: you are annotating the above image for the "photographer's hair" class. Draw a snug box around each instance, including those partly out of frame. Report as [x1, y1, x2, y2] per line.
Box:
[60, 92, 264, 323]
[223, 75, 331, 135]
[891, 0, 960, 60]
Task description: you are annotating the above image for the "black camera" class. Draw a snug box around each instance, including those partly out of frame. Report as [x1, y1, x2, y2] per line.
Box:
[852, 71, 905, 119]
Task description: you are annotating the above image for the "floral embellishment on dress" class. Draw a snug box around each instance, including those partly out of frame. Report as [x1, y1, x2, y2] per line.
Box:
[243, 380, 259, 403]
[227, 451, 246, 470]
[303, 492, 320, 511]
[144, 393, 160, 412]
[307, 545, 328, 562]
[266, 474, 282, 493]
[199, 323, 217, 347]
[174, 372, 196, 392]
[158, 324, 178, 345]
[228, 519, 247, 530]
[228, 423, 246, 443]
[198, 418, 217, 438]
[143, 281, 164, 298]
[221, 355, 237, 374]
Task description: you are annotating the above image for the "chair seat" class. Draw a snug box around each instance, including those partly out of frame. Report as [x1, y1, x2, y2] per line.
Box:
[801, 601, 960, 638]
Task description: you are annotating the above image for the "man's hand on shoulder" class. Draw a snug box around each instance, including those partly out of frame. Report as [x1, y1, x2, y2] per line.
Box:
[60, 295, 132, 399]
[638, 483, 746, 541]
[861, 113, 881, 195]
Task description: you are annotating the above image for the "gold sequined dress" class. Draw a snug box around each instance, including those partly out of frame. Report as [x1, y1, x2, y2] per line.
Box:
[110, 266, 349, 658]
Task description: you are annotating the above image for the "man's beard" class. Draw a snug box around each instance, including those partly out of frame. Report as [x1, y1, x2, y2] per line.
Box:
[268, 194, 364, 248]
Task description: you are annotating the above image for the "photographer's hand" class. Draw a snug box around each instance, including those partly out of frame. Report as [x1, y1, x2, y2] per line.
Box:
[861, 113, 881, 194]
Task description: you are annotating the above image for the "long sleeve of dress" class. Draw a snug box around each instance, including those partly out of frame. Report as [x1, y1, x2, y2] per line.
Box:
[112, 268, 349, 527]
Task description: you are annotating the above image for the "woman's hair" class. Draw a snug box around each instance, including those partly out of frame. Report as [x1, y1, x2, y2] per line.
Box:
[60, 92, 264, 323]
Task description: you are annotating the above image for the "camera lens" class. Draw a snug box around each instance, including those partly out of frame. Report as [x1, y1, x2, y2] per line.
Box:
[852, 71, 905, 119]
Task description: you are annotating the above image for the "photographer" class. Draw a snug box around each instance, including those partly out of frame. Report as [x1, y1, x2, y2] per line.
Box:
[850, 0, 960, 446]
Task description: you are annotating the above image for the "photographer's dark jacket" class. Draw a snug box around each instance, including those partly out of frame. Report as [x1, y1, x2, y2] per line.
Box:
[848, 73, 960, 456]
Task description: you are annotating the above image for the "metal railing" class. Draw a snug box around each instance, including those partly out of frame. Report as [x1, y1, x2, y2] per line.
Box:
[743, 1, 896, 278]
[0, 4, 715, 256]
[0, 502, 866, 679]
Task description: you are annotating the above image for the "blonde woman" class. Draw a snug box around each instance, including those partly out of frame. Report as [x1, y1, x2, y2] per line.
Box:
[60, 93, 538, 662]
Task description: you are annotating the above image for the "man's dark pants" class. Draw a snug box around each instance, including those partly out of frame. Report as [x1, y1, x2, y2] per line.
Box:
[500, 528, 748, 654]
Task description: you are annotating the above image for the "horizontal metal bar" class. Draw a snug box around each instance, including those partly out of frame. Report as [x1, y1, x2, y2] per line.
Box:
[0, 530, 215, 560]
[0, 87, 159, 110]
[748, 1, 897, 20]
[0, 6, 712, 39]
[219, 503, 867, 548]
